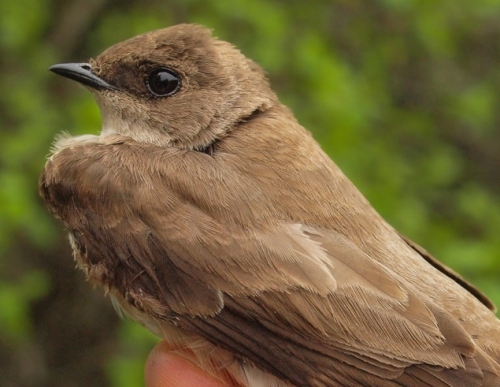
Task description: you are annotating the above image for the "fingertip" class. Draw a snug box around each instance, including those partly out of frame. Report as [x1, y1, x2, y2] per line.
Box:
[145, 341, 225, 387]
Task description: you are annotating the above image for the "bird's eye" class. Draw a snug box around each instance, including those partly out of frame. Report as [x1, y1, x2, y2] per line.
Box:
[146, 68, 180, 97]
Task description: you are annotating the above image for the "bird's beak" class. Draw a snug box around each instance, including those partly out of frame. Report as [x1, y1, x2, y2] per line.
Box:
[49, 63, 117, 91]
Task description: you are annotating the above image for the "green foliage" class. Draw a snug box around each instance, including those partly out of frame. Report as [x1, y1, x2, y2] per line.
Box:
[0, 271, 50, 341]
[1, 0, 500, 386]
[105, 320, 158, 387]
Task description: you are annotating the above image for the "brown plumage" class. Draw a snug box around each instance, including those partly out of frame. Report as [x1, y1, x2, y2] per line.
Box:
[40, 24, 500, 386]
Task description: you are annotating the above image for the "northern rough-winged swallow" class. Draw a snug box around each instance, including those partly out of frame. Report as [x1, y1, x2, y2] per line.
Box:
[40, 24, 500, 386]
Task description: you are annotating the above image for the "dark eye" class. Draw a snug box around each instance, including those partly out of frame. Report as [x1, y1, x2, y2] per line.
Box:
[146, 68, 180, 97]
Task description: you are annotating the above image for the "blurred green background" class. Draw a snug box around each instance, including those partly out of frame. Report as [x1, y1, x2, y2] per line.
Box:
[1, 0, 499, 386]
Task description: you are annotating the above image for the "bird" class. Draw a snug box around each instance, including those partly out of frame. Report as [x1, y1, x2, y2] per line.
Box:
[40, 23, 500, 386]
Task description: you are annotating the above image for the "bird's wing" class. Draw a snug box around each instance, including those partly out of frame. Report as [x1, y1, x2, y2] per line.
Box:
[399, 233, 496, 312]
[40, 138, 498, 386]
[180, 226, 500, 387]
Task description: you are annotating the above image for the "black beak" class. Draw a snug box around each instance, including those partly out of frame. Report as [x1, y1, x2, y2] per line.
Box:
[49, 63, 117, 91]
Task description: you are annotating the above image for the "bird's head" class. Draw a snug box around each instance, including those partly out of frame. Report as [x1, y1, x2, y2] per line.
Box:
[50, 24, 276, 150]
